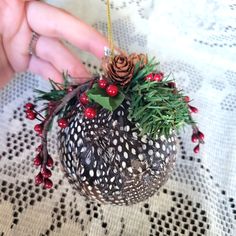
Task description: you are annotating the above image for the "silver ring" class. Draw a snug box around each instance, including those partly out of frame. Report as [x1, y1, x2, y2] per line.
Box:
[29, 31, 40, 56]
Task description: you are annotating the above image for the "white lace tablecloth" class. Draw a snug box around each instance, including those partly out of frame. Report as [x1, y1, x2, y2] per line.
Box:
[0, 0, 235, 236]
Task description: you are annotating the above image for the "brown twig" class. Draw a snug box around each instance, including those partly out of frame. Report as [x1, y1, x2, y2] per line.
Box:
[40, 81, 92, 168]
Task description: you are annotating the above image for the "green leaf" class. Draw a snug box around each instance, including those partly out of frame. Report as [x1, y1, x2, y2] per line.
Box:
[88, 93, 113, 111]
[109, 92, 126, 110]
[87, 84, 125, 111]
[35, 89, 66, 101]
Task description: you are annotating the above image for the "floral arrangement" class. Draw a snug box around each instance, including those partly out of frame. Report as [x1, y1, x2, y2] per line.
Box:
[24, 53, 204, 190]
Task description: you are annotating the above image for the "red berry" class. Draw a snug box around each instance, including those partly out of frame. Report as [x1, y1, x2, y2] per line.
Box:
[106, 85, 119, 97]
[48, 101, 56, 111]
[26, 110, 37, 120]
[194, 145, 200, 154]
[41, 167, 52, 178]
[144, 73, 153, 81]
[34, 124, 43, 135]
[35, 172, 44, 185]
[189, 105, 198, 113]
[57, 118, 68, 128]
[98, 79, 108, 89]
[168, 82, 176, 88]
[46, 155, 54, 168]
[43, 178, 53, 189]
[153, 72, 164, 81]
[25, 103, 35, 110]
[79, 93, 89, 105]
[34, 154, 42, 166]
[198, 131, 205, 141]
[67, 86, 74, 93]
[191, 133, 198, 143]
[36, 144, 43, 152]
[84, 107, 97, 119]
[184, 96, 190, 103]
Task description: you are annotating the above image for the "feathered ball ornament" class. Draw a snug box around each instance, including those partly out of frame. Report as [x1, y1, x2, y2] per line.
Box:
[25, 53, 204, 205]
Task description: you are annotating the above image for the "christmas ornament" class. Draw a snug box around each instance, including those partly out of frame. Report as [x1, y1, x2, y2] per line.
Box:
[24, 0, 205, 205]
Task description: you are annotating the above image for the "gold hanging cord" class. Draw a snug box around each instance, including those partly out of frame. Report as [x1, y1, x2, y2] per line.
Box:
[106, 0, 114, 57]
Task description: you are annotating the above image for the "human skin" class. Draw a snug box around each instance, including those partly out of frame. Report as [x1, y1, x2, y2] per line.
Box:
[0, 0, 109, 87]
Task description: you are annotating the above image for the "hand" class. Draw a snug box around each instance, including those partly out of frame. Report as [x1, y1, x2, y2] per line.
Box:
[0, 0, 109, 88]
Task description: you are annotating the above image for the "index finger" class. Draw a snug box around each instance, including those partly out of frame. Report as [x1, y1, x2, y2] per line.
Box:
[26, 1, 109, 59]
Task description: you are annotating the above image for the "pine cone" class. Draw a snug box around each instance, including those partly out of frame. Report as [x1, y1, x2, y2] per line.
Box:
[129, 53, 148, 69]
[106, 55, 135, 86]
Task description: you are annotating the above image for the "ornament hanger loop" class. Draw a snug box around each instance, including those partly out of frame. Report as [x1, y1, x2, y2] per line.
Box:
[106, 0, 114, 57]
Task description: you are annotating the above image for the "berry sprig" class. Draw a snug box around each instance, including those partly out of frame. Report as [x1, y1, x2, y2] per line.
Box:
[24, 76, 123, 188]
[24, 80, 97, 188]
[183, 94, 205, 153]
[191, 126, 205, 153]
[78, 92, 97, 119]
[98, 77, 119, 97]
[24, 103, 54, 188]
[81, 76, 122, 115]
[144, 72, 164, 82]
[183, 93, 205, 153]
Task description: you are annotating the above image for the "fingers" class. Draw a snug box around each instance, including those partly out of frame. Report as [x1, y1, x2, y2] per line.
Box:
[28, 55, 63, 83]
[26, 1, 109, 59]
[2, 13, 32, 72]
[0, 36, 14, 88]
[35, 36, 91, 81]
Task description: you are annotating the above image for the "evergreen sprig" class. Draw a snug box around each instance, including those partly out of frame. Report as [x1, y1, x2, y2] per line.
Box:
[34, 89, 67, 101]
[128, 74, 194, 138]
[34, 78, 69, 101]
[132, 57, 159, 84]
